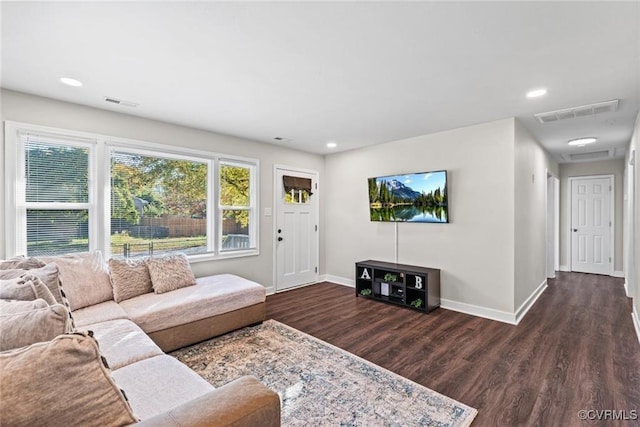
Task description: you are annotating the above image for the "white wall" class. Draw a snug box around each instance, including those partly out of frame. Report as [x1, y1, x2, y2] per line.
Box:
[324, 118, 517, 314]
[0, 89, 325, 293]
[626, 112, 640, 337]
[513, 120, 558, 310]
[558, 158, 625, 273]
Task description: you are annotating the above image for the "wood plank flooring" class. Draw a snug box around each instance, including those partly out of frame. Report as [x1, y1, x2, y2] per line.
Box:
[266, 272, 640, 426]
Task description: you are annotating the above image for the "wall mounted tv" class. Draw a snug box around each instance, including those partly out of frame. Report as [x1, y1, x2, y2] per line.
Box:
[368, 170, 448, 223]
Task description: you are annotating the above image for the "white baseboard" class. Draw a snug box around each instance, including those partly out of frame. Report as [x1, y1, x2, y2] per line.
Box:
[515, 279, 547, 324]
[559, 265, 570, 272]
[612, 270, 624, 278]
[440, 299, 517, 324]
[323, 275, 551, 326]
[632, 305, 640, 345]
[624, 281, 630, 298]
[320, 274, 354, 287]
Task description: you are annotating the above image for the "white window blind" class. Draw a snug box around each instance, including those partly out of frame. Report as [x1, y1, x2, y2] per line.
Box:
[20, 133, 93, 256]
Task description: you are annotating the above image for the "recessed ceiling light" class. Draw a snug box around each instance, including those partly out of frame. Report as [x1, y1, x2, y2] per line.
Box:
[526, 88, 547, 98]
[326, 142, 337, 148]
[60, 77, 83, 87]
[568, 137, 597, 146]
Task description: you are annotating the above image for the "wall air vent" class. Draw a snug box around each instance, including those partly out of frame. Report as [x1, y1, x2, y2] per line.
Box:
[568, 150, 611, 162]
[535, 99, 618, 124]
[103, 96, 139, 108]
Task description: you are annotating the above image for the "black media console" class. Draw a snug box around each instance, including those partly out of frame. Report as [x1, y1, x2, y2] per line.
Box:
[355, 260, 440, 313]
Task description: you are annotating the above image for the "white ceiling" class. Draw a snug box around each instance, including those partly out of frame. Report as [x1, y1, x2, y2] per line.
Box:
[2, 2, 639, 162]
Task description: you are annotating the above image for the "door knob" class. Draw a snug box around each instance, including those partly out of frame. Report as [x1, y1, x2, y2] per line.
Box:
[278, 237, 283, 242]
[573, 229, 578, 232]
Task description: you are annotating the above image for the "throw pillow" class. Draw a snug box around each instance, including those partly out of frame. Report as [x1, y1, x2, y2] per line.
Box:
[0, 303, 72, 351]
[145, 253, 196, 294]
[0, 256, 46, 270]
[37, 251, 113, 311]
[0, 263, 65, 305]
[108, 257, 153, 303]
[0, 332, 138, 426]
[0, 298, 49, 315]
[0, 275, 56, 306]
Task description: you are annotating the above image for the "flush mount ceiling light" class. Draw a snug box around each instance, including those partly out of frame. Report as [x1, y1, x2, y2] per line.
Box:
[568, 137, 597, 146]
[60, 77, 83, 87]
[526, 88, 547, 98]
[326, 142, 337, 148]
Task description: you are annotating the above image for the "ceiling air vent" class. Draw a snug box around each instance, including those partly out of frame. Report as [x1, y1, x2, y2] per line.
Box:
[568, 150, 611, 162]
[104, 96, 139, 108]
[535, 99, 618, 124]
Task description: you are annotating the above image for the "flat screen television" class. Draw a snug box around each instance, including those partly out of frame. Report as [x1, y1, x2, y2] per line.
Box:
[368, 170, 448, 223]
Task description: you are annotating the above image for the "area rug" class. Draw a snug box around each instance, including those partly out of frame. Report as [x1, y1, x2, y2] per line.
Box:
[172, 320, 477, 426]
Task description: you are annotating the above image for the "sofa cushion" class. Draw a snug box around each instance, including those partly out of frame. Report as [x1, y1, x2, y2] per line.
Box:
[0, 263, 65, 305]
[84, 319, 164, 370]
[0, 298, 49, 315]
[119, 274, 265, 334]
[0, 333, 138, 427]
[72, 300, 129, 328]
[145, 253, 196, 294]
[111, 355, 214, 420]
[0, 275, 56, 305]
[0, 256, 46, 270]
[38, 251, 113, 311]
[0, 303, 72, 351]
[109, 257, 153, 303]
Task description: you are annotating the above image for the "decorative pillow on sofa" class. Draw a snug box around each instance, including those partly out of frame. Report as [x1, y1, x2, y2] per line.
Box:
[0, 332, 138, 427]
[108, 257, 153, 303]
[0, 303, 72, 351]
[0, 263, 66, 305]
[38, 251, 113, 311]
[0, 256, 46, 270]
[0, 275, 56, 305]
[0, 298, 49, 315]
[145, 253, 196, 294]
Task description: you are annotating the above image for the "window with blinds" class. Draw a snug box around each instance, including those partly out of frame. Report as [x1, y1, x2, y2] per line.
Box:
[22, 135, 92, 256]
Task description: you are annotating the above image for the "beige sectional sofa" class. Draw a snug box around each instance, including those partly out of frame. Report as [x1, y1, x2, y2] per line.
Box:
[0, 252, 281, 427]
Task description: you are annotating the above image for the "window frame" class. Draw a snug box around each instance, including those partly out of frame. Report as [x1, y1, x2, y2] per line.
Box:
[218, 159, 258, 253]
[5, 121, 260, 262]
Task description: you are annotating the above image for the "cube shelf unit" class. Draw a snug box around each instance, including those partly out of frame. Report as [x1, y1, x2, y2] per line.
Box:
[355, 260, 440, 313]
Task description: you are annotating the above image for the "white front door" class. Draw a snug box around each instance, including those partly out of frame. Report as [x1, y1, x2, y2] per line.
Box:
[571, 176, 612, 275]
[275, 167, 319, 291]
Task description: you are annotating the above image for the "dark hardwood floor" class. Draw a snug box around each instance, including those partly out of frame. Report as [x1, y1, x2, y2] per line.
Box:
[266, 272, 640, 426]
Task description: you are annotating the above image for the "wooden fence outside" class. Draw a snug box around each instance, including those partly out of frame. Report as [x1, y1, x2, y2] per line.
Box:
[139, 216, 206, 237]
[138, 215, 247, 237]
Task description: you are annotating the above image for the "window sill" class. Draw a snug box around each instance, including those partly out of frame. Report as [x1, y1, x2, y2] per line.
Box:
[188, 249, 259, 264]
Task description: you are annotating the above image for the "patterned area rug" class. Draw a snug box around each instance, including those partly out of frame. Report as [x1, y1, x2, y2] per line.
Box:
[172, 320, 477, 426]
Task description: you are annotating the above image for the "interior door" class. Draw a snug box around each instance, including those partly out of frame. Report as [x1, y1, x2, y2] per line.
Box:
[275, 168, 319, 291]
[571, 177, 611, 275]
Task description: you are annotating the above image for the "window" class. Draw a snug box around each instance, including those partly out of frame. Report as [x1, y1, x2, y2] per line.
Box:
[219, 161, 256, 251]
[5, 122, 259, 261]
[110, 149, 209, 258]
[283, 175, 312, 204]
[20, 133, 94, 256]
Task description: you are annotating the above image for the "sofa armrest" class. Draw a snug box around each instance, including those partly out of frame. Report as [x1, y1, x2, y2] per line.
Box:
[136, 376, 281, 427]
